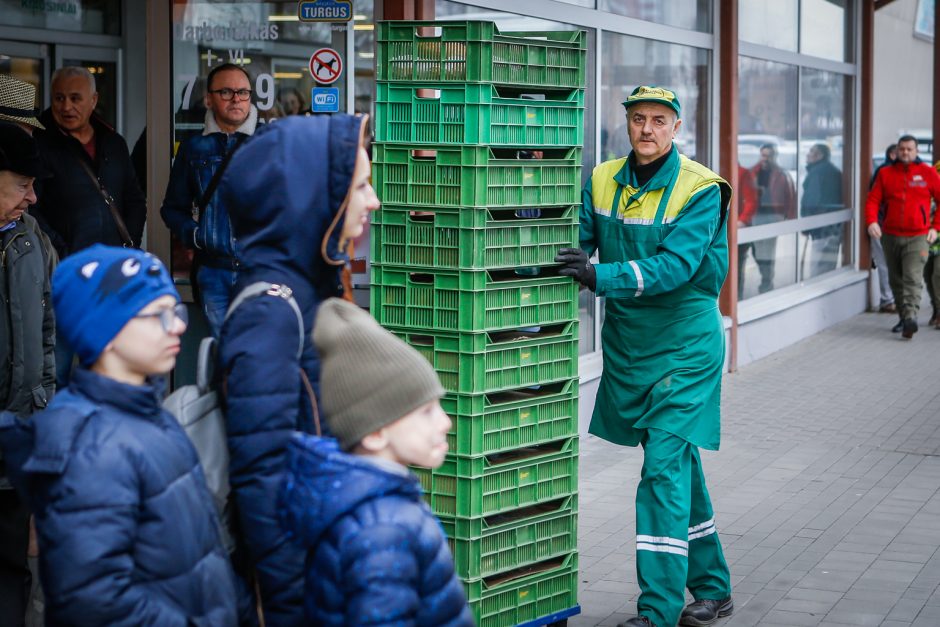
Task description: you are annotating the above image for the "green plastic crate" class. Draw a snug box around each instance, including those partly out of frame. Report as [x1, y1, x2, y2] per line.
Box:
[465, 553, 579, 627]
[371, 266, 578, 334]
[443, 379, 579, 456]
[377, 21, 586, 90]
[372, 144, 582, 208]
[370, 204, 577, 270]
[388, 322, 579, 395]
[375, 83, 584, 147]
[441, 499, 578, 579]
[413, 437, 578, 517]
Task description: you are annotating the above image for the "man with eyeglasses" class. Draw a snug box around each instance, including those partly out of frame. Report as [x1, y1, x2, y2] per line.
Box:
[161, 63, 258, 336]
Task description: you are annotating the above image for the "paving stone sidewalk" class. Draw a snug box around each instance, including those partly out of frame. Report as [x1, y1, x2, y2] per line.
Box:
[571, 310, 940, 627]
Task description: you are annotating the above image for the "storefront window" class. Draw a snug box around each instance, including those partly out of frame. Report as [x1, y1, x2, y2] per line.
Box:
[601, 34, 710, 166]
[800, 0, 848, 62]
[0, 0, 121, 36]
[740, 0, 798, 51]
[738, 233, 798, 299]
[170, 0, 359, 280]
[598, 0, 711, 33]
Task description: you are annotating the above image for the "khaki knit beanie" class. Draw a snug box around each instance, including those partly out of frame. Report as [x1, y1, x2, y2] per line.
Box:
[313, 298, 445, 450]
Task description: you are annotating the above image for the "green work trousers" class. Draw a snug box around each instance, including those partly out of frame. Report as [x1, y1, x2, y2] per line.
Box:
[882, 234, 929, 321]
[636, 428, 732, 627]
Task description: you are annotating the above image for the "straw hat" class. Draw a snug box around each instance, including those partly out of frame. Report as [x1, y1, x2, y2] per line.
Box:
[0, 74, 44, 130]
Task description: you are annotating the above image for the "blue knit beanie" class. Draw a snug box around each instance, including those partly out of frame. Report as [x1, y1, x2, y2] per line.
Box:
[52, 244, 179, 366]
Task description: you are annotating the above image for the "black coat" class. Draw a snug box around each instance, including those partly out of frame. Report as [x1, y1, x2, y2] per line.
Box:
[33, 109, 146, 257]
[0, 214, 55, 488]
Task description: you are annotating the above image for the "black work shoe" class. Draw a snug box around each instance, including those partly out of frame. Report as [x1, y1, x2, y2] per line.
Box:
[901, 318, 918, 339]
[679, 597, 734, 626]
[617, 617, 655, 627]
[892, 319, 904, 333]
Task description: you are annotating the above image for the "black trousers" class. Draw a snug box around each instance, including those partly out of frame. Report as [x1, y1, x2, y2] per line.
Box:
[0, 489, 30, 627]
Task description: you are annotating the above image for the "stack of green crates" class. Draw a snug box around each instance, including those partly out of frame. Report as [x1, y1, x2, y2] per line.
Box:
[371, 20, 586, 627]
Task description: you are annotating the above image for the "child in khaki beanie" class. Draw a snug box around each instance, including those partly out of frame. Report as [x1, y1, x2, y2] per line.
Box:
[278, 298, 473, 625]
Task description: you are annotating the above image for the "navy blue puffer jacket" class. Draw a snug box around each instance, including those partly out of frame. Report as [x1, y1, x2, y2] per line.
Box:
[217, 114, 365, 625]
[279, 434, 473, 626]
[0, 367, 237, 626]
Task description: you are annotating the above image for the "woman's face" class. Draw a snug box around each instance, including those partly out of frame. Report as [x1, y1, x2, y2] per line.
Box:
[341, 147, 380, 242]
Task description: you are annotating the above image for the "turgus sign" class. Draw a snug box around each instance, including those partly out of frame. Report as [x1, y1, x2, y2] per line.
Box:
[297, 0, 352, 22]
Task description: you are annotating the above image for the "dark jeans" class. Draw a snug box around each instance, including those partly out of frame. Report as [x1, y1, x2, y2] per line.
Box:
[0, 490, 30, 627]
[197, 265, 238, 338]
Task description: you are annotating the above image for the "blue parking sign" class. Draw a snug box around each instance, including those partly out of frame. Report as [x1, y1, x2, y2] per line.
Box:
[311, 87, 340, 113]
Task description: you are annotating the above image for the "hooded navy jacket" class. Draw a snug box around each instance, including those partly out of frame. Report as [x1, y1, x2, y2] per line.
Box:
[279, 434, 473, 626]
[0, 367, 237, 626]
[217, 115, 364, 625]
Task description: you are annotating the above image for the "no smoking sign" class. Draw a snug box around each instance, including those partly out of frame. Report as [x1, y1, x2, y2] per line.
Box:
[309, 48, 343, 85]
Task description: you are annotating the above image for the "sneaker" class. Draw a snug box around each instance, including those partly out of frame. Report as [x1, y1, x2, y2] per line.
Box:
[892, 319, 904, 333]
[879, 302, 897, 313]
[679, 597, 734, 626]
[617, 617, 655, 627]
[902, 318, 918, 339]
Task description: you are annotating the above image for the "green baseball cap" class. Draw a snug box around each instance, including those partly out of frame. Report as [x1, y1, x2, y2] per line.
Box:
[622, 85, 681, 118]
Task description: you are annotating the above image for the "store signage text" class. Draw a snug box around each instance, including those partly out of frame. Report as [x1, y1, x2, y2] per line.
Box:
[21, 0, 78, 15]
[174, 21, 279, 43]
[298, 0, 352, 22]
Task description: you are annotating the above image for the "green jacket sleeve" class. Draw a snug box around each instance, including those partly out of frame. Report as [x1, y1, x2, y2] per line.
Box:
[594, 183, 723, 299]
[578, 178, 598, 257]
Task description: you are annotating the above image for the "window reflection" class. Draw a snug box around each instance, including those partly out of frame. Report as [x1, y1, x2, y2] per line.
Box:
[800, 222, 851, 281]
[800, 0, 848, 62]
[601, 34, 710, 166]
[738, 233, 798, 299]
[598, 0, 712, 32]
[740, 0, 798, 51]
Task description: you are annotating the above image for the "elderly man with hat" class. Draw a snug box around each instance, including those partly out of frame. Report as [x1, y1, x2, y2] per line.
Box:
[0, 122, 55, 626]
[556, 86, 734, 627]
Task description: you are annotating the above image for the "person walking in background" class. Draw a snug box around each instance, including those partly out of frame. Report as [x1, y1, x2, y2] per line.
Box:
[279, 298, 473, 626]
[556, 86, 733, 627]
[0, 124, 55, 627]
[160, 63, 258, 336]
[746, 143, 796, 293]
[736, 163, 758, 296]
[0, 246, 237, 626]
[801, 143, 843, 278]
[865, 134, 940, 339]
[870, 144, 898, 314]
[217, 114, 379, 625]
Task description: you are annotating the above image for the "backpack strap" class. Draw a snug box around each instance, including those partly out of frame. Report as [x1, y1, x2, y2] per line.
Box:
[224, 282, 305, 361]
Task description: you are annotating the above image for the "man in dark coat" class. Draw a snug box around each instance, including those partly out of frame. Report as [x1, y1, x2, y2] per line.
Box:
[0, 123, 55, 627]
[31, 66, 146, 386]
[801, 143, 844, 278]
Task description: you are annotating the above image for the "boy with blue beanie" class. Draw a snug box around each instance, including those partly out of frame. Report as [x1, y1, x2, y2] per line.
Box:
[0, 244, 238, 626]
[278, 297, 473, 626]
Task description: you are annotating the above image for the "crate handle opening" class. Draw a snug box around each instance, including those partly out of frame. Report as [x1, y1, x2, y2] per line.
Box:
[411, 149, 437, 160]
[482, 498, 571, 526]
[414, 26, 443, 38]
[414, 89, 442, 100]
[408, 334, 434, 346]
[408, 211, 436, 222]
[408, 273, 435, 284]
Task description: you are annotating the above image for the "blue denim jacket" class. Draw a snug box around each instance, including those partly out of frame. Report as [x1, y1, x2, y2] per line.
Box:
[160, 108, 257, 269]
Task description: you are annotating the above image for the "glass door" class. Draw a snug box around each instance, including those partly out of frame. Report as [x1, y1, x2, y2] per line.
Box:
[55, 45, 121, 133]
[0, 40, 49, 114]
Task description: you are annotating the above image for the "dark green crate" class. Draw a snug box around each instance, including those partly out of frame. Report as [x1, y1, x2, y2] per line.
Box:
[375, 82, 584, 147]
[465, 553, 579, 627]
[372, 144, 582, 208]
[388, 322, 579, 395]
[370, 204, 577, 270]
[371, 265, 578, 334]
[413, 438, 578, 517]
[443, 379, 579, 456]
[441, 499, 578, 579]
[377, 21, 586, 90]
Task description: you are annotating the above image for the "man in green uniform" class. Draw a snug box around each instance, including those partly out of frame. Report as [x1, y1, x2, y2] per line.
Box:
[556, 86, 733, 627]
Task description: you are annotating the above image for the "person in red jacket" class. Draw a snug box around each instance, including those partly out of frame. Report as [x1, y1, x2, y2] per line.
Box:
[865, 135, 940, 338]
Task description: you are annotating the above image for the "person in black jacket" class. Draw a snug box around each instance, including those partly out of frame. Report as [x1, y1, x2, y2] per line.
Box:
[0, 123, 55, 627]
[32, 66, 147, 387]
[801, 143, 843, 278]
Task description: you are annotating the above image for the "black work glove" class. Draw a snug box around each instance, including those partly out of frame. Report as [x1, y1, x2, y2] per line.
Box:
[555, 247, 596, 292]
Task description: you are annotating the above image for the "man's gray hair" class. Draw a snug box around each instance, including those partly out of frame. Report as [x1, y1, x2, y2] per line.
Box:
[51, 66, 96, 93]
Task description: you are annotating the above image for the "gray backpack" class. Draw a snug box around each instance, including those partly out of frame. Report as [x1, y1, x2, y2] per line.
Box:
[163, 282, 306, 527]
